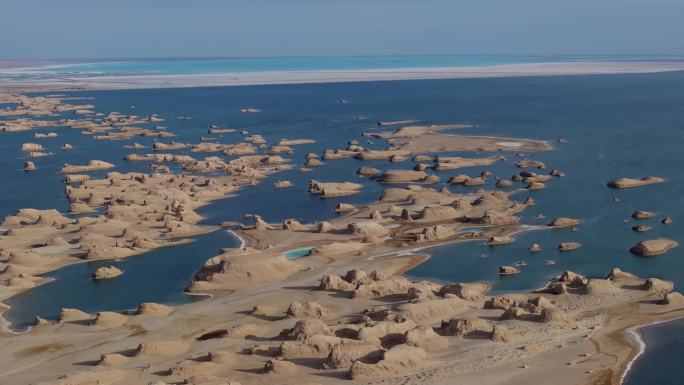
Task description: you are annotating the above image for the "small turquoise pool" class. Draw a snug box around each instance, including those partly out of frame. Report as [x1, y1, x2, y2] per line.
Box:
[283, 247, 313, 259]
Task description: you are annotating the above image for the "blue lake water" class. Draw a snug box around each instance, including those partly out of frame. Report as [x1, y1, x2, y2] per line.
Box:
[0, 72, 683, 383]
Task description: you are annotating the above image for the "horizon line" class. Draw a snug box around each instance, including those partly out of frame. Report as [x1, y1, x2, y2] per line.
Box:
[2, 53, 684, 63]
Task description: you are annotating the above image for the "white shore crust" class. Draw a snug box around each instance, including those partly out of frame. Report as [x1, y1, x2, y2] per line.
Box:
[1, 61, 684, 90]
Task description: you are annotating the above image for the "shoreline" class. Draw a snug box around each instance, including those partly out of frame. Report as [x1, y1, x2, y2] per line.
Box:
[0, 222, 248, 333]
[618, 317, 678, 385]
[1, 61, 684, 91]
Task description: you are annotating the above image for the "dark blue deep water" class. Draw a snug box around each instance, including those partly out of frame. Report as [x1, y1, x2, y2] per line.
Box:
[1, 73, 683, 383]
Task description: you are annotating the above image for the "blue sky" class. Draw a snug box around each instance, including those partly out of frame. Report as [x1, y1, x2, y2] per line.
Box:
[2, 0, 683, 59]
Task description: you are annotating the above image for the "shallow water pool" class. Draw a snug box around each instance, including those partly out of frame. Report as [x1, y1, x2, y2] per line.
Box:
[283, 247, 314, 259]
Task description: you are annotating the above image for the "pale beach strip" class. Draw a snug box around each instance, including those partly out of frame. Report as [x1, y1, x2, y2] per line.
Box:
[2, 61, 684, 91]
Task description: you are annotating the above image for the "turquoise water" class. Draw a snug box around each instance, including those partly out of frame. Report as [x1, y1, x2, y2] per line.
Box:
[4, 55, 684, 78]
[283, 247, 313, 259]
[0, 73, 682, 382]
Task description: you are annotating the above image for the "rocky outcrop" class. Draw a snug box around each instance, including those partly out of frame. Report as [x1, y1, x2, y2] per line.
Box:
[356, 166, 381, 176]
[273, 180, 293, 189]
[498, 266, 520, 275]
[548, 217, 581, 227]
[323, 344, 383, 369]
[414, 225, 456, 243]
[583, 279, 621, 295]
[348, 344, 427, 379]
[630, 238, 678, 256]
[632, 210, 655, 219]
[558, 242, 581, 251]
[91, 266, 123, 280]
[607, 176, 665, 189]
[441, 317, 492, 336]
[286, 301, 332, 319]
[309, 180, 362, 198]
[136, 302, 173, 316]
[378, 170, 432, 183]
[61, 160, 115, 173]
[92, 312, 128, 328]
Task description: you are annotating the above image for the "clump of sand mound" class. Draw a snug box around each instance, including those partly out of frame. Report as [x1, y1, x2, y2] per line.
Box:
[607, 176, 665, 189]
[416, 206, 461, 221]
[91, 266, 123, 280]
[632, 210, 655, 219]
[558, 242, 581, 251]
[287, 301, 332, 319]
[225, 322, 264, 338]
[439, 282, 489, 301]
[607, 268, 638, 281]
[309, 242, 366, 257]
[414, 225, 456, 242]
[583, 279, 621, 295]
[495, 295, 568, 325]
[135, 340, 189, 357]
[278, 334, 342, 359]
[335, 203, 357, 212]
[348, 344, 427, 379]
[263, 359, 299, 375]
[192, 248, 299, 288]
[487, 236, 513, 246]
[319, 274, 362, 292]
[548, 217, 581, 227]
[98, 353, 129, 367]
[251, 304, 280, 317]
[308, 180, 362, 198]
[404, 326, 449, 350]
[490, 325, 517, 343]
[58, 308, 91, 323]
[281, 318, 332, 341]
[347, 221, 389, 239]
[397, 296, 469, 325]
[209, 350, 238, 364]
[378, 170, 431, 183]
[61, 160, 115, 173]
[354, 276, 417, 299]
[441, 317, 492, 337]
[136, 302, 174, 316]
[642, 278, 674, 294]
[323, 344, 384, 369]
[169, 360, 220, 377]
[357, 166, 381, 176]
[660, 292, 684, 305]
[319, 269, 438, 301]
[630, 238, 678, 256]
[91, 312, 128, 328]
[356, 319, 418, 345]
